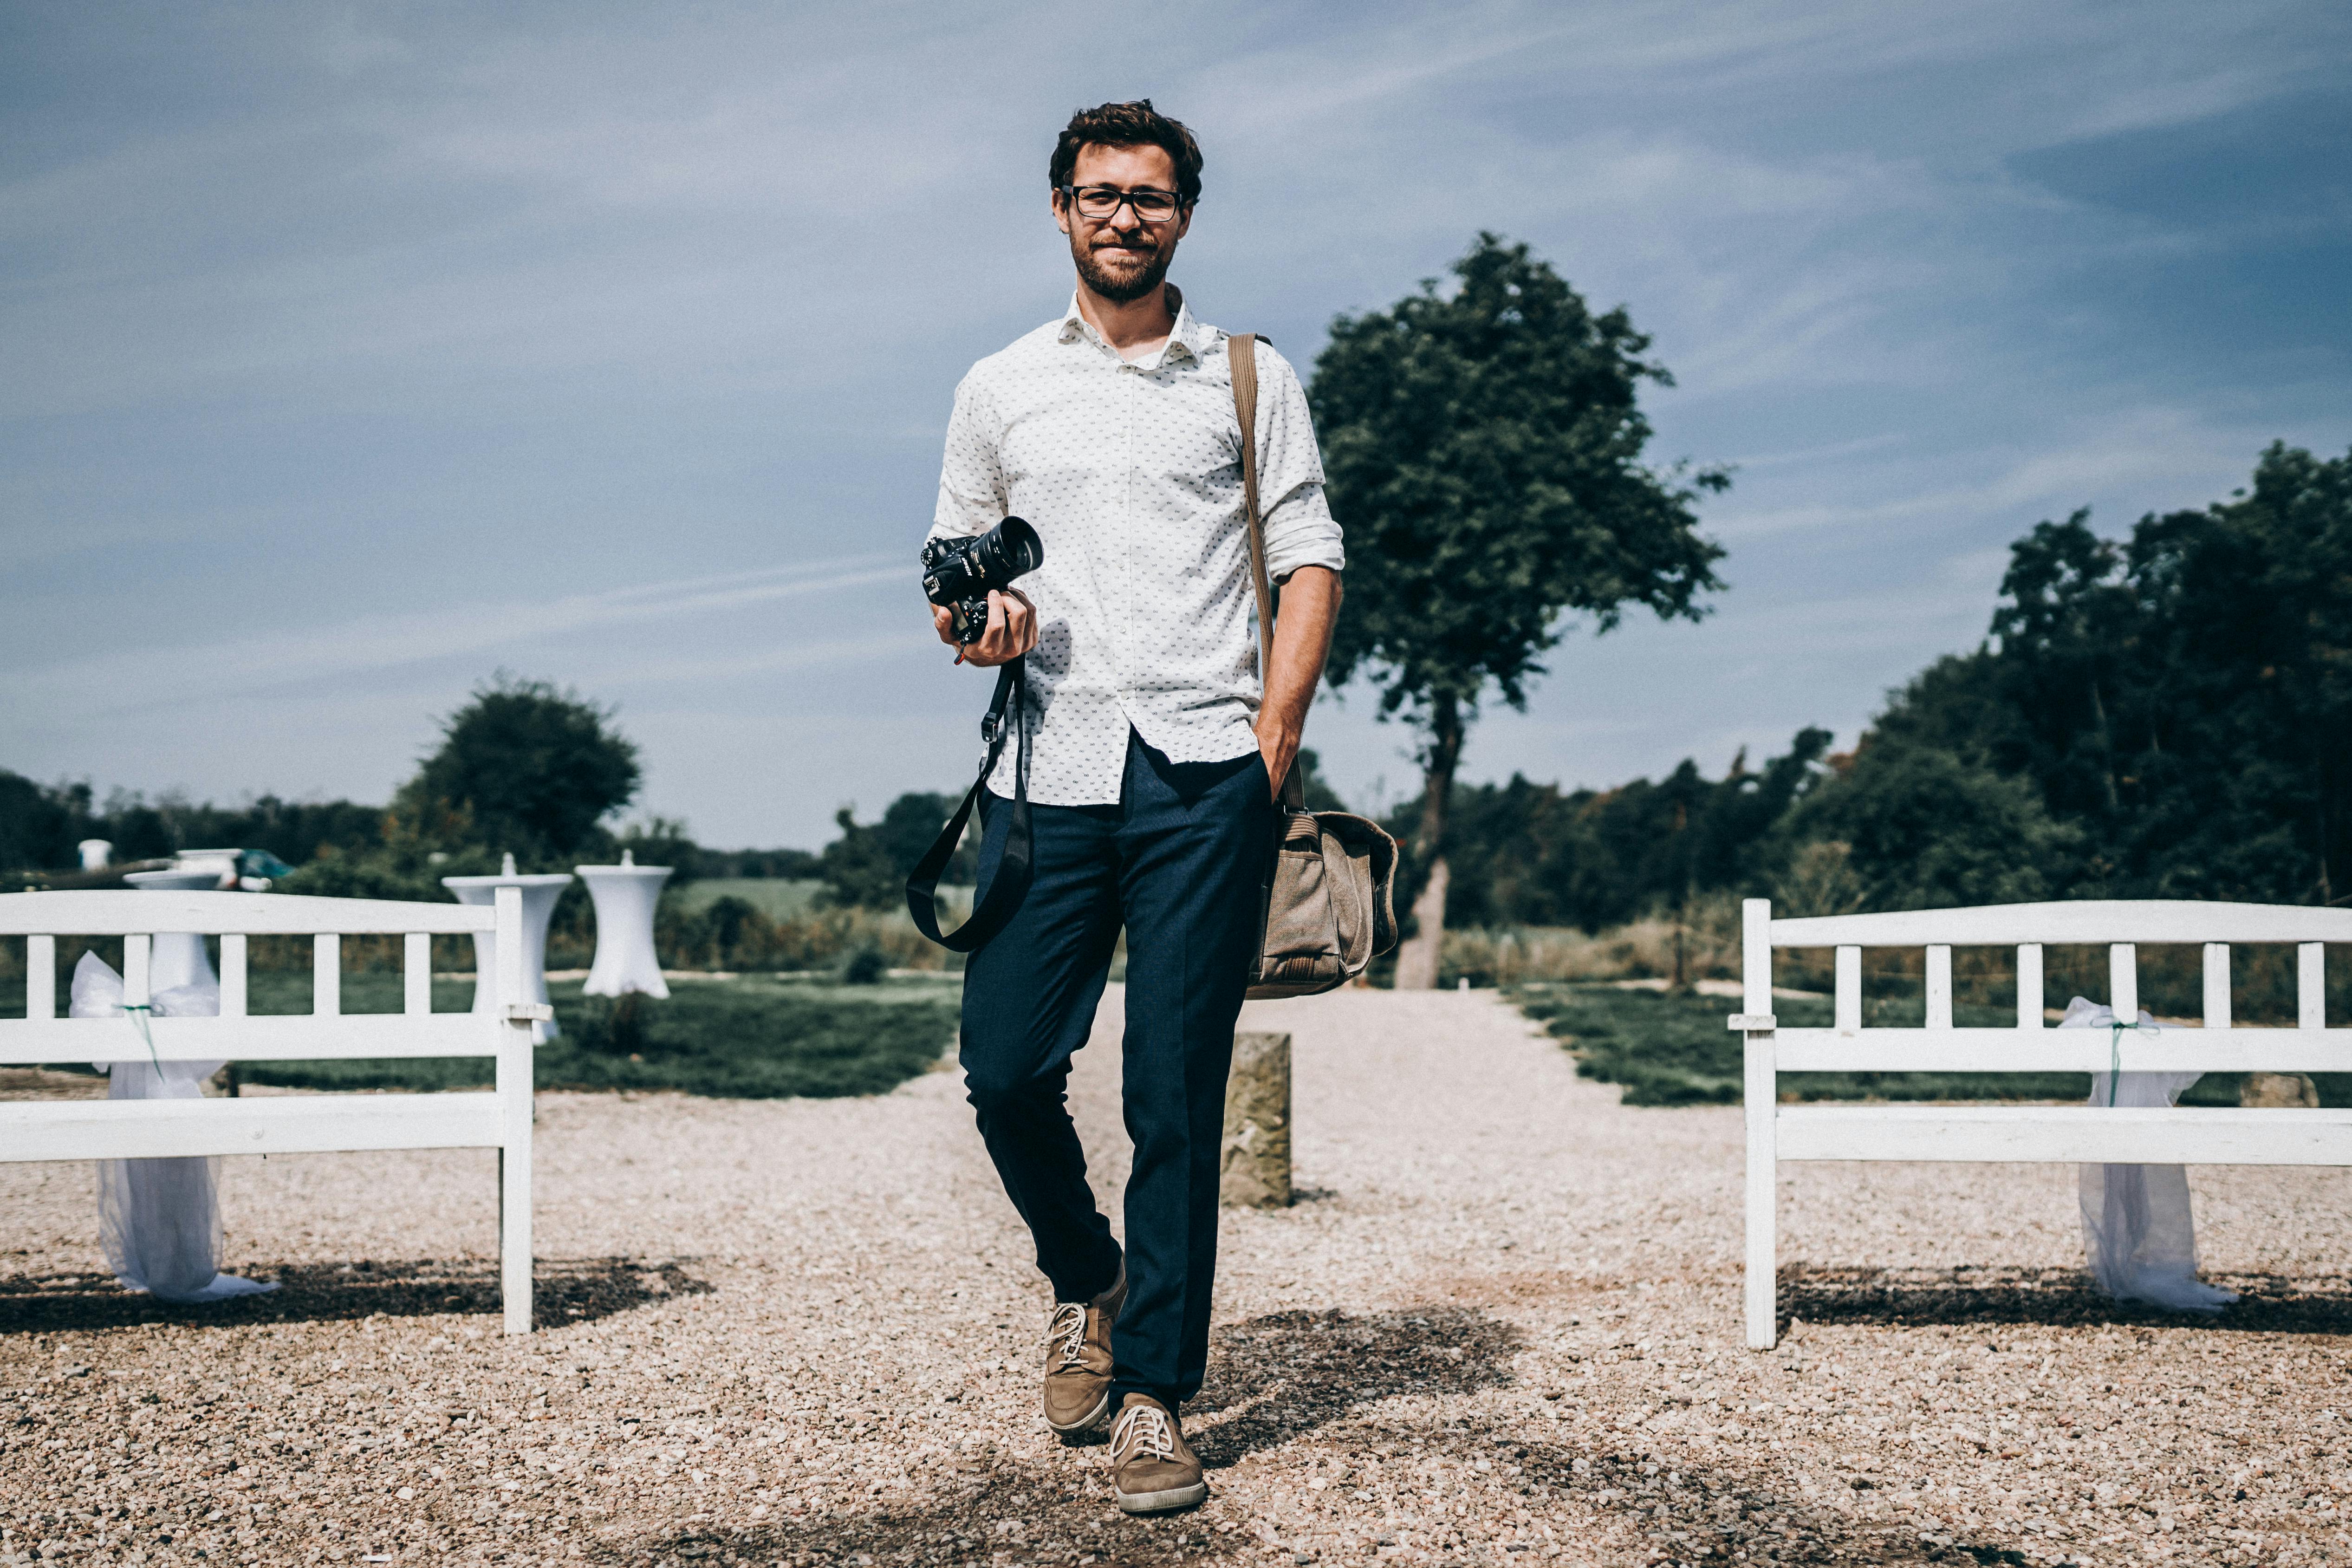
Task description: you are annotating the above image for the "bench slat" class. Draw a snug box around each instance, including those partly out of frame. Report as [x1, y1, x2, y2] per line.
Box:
[1771, 1025, 2352, 1074]
[1771, 898, 2352, 948]
[0, 1093, 508, 1162]
[0, 1013, 499, 1064]
[1778, 1104, 2352, 1165]
[221, 932, 248, 1018]
[0, 890, 493, 936]
[316, 934, 341, 1018]
[26, 935, 54, 1021]
[404, 934, 430, 1016]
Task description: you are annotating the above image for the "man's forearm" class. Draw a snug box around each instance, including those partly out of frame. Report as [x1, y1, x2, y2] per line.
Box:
[1254, 565, 1341, 793]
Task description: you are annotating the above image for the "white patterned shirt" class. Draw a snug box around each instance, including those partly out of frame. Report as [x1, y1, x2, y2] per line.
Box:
[930, 289, 1345, 806]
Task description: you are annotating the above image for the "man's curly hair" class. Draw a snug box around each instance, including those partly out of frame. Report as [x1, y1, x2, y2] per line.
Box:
[1049, 100, 1203, 207]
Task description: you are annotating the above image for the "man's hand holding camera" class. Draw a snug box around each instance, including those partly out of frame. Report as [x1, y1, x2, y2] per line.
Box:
[923, 513, 1044, 666]
[933, 588, 1037, 667]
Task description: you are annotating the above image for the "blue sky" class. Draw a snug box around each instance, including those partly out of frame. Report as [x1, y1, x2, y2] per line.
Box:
[5, 1, 2348, 848]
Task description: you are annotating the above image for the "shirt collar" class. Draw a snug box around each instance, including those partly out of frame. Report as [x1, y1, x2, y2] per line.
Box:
[1056, 286, 1215, 365]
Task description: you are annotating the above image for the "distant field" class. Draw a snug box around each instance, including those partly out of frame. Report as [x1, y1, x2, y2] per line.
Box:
[1510, 982, 2352, 1107]
[668, 878, 829, 919]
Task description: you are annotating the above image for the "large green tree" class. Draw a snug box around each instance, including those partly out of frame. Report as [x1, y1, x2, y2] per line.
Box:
[1312, 234, 1728, 984]
[398, 676, 642, 864]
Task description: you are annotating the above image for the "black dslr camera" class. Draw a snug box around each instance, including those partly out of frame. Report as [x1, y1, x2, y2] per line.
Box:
[922, 515, 1043, 644]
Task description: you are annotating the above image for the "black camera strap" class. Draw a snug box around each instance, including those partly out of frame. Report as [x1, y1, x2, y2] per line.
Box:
[905, 656, 1032, 952]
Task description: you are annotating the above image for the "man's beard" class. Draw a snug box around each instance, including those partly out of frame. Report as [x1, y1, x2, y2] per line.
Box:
[1072, 231, 1174, 303]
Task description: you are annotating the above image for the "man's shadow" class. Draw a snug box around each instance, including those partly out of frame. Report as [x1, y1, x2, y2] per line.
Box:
[1182, 1304, 1521, 1467]
[602, 1301, 2012, 1567]
[590, 1302, 1520, 1566]
[0, 1256, 709, 1334]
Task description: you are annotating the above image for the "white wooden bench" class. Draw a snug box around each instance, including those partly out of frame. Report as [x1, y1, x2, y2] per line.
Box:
[1, 889, 548, 1333]
[1734, 897, 2352, 1348]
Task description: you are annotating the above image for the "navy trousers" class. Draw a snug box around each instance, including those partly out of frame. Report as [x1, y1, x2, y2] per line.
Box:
[960, 727, 1273, 1411]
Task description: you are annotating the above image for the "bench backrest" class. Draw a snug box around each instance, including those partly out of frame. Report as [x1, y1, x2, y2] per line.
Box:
[0, 889, 517, 1067]
[1738, 898, 2352, 1076]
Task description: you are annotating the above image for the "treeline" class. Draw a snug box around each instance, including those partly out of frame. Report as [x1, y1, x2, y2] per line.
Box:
[0, 781, 383, 877]
[1392, 441, 2352, 927]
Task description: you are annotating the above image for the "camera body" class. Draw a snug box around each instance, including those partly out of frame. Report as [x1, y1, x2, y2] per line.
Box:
[922, 514, 1043, 644]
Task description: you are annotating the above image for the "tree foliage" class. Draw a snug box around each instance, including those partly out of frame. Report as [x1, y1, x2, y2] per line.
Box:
[1314, 232, 1728, 717]
[1853, 441, 2352, 903]
[819, 792, 975, 910]
[1383, 729, 1834, 934]
[399, 675, 641, 865]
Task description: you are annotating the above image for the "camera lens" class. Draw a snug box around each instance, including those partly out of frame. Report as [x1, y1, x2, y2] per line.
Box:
[975, 515, 1041, 585]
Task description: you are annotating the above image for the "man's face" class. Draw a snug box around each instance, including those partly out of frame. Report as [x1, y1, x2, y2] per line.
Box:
[1053, 143, 1191, 304]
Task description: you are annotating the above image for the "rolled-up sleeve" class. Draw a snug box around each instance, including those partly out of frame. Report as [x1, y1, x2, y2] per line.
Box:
[929, 373, 1005, 544]
[1251, 344, 1345, 583]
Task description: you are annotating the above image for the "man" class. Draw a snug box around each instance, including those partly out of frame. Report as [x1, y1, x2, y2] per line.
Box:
[925, 100, 1343, 1514]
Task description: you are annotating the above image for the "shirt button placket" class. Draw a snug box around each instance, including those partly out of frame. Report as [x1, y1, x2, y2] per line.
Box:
[1121, 358, 1137, 713]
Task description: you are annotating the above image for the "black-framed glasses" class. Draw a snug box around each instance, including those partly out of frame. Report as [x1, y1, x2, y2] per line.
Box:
[1056, 183, 1185, 223]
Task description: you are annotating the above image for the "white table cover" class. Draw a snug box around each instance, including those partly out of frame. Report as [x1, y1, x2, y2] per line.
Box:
[2063, 995, 2238, 1313]
[69, 953, 279, 1304]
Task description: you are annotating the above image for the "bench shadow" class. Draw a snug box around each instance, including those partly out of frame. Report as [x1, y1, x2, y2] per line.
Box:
[0, 1256, 710, 1334]
[1782, 1265, 2352, 1337]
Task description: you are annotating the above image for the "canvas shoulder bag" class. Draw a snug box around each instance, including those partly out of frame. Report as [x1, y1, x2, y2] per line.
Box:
[1229, 332, 1399, 998]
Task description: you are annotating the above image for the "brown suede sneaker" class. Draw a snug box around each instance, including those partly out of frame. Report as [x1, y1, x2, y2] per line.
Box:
[1041, 1262, 1124, 1436]
[1108, 1393, 1207, 1513]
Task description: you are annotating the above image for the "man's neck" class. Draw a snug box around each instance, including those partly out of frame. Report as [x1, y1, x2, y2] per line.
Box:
[1075, 279, 1176, 359]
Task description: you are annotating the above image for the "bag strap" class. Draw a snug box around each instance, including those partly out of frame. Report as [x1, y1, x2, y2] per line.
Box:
[905, 657, 1033, 951]
[1229, 332, 1307, 812]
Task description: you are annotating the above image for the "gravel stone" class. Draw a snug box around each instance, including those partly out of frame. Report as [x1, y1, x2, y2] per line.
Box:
[4, 987, 2350, 1567]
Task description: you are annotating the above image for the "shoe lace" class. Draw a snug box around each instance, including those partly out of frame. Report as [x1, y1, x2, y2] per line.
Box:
[1046, 1302, 1088, 1371]
[1111, 1403, 1176, 1463]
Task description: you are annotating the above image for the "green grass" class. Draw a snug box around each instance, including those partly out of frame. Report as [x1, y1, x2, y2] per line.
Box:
[20, 969, 960, 1100]
[1507, 983, 2352, 1108]
[667, 878, 829, 921]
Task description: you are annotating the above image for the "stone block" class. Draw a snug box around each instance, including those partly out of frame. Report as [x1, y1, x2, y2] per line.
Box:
[1221, 1030, 1291, 1208]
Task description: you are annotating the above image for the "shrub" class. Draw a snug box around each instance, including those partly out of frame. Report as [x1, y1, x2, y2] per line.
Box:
[838, 944, 889, 985]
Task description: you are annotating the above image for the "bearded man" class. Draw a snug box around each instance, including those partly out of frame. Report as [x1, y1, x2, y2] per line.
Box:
[924, 100, 1343, 1514]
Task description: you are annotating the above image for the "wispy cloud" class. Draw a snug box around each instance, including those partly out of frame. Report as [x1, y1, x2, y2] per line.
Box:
[2, 554, 903, 724]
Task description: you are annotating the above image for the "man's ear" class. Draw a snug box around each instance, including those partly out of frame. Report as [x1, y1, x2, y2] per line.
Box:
[1052, 189, 1074, 238]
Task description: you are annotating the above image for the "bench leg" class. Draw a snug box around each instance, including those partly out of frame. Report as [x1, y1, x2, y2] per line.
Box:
[500, 1144, 532, 1334]
[1744, 1033, 1777, 1349]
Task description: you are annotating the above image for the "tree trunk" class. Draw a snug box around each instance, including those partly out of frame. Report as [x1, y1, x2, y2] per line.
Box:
[1391, 693, 1463, 990]
[2089, 678, 2121, 813]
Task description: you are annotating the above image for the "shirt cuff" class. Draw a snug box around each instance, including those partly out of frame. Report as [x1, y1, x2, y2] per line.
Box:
[1263, 495, 1344, 582]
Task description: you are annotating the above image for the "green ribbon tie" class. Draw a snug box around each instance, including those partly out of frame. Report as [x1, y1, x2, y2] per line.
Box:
[2105, 1016, 2161, 1107]
[122, 1002, 165, 1074]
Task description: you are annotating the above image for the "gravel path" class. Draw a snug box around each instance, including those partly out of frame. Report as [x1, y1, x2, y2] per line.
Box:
[5, 988, 2351, 1568]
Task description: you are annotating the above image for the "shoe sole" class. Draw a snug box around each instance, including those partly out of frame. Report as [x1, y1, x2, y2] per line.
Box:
[1045, 1388, 1111, 1436]
[1115, 1480, 1208, 1514]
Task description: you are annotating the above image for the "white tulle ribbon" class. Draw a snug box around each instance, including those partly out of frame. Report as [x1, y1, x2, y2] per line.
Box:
[69, 953, 279, 1305]
[2062, 996, 2237, 1314]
